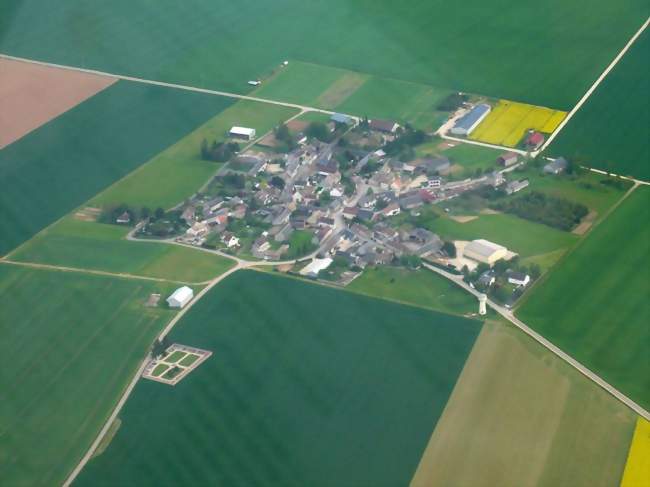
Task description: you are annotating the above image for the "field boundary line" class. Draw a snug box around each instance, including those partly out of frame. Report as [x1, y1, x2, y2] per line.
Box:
[0, 53, 355, 118]
[440, 133, 528, 155]
[538, 16, 650, 153]
[62, 264, 244, 486]
[422, 262, 650, 421]
[0, 258, 206, 285]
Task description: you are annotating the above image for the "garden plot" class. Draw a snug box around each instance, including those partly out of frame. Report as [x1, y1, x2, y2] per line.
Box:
[143, 344, 212, 385]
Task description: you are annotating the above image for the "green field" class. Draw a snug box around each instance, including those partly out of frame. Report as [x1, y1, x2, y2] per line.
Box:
[91, 100, 298, 210]
[517, 187, 650, 409]
[412, 319, 636, 487]
[0, 81, 232, 256]
[548, 30, 650, 181]
[347, 266, 477, 316]
[1, 1, 647, 108]
[0, 265, 178, 486]
[424, 211, 579, 259]
[10, 217, 234, 282]
[76, 270, 481, 486]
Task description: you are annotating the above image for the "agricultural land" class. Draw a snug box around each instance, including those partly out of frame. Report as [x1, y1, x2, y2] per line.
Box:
[620, 418, 650, 487]
[517, 186, 650, 410]
[75, 270, 481, 486]
[0, 81, 233, 256]
[0, 265, 180, 486]
[411, 319, 637, 487]
[0, 57, 116, 148]
[0, 1, 648, 108]
[548, 29, 650, 181]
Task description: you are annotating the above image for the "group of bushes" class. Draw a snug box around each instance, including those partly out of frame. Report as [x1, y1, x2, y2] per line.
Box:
[492, 191, 588, 231]
[200, 139, 240, 162]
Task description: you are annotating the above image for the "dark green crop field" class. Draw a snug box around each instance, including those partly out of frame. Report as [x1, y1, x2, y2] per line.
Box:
[0, 81, 233, 256]
[548, 29, 650, 181]
[517, 187, 650, 410]
[76, 271, 481, 486]
[0, 265, 178, 486]
[0, 1, 647, 108]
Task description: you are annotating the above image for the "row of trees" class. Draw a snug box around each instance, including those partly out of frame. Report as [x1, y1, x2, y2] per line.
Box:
[383, 127, 428, 162]
[102, 204, 167, 226]
[200, 139, 240, 162]
[492, 191, 588, 231]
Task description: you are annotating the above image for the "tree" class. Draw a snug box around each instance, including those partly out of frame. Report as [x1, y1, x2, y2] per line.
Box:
[154, 207, 165, 220]
[270, 176, 286, 190]
[275, 123, 291, 142]
[200, 138, 210, 160]
[141, 207, 151, 220]
[529, 263, 542, 280]
[442, 241, 456, 258]
[306, 122, 331, 142]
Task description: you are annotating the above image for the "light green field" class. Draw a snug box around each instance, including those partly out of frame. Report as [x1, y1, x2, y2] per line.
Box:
[163, 351, 186, 363]
[424, 212, 578, 259]
[517, 187, 650, 409]
[91, 100, 298, 210]
[10, 217, 234, 283]
[151, 364, 169, 376]
[412, 319, 636, 487]
[179, 354, 200, 367]
[0, 265, 178, 486]
[256, 61, 451, 130]
[347, 266, 476, 316]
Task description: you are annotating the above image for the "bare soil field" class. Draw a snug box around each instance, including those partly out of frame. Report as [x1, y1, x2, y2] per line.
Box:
[0, 58, 116, 148]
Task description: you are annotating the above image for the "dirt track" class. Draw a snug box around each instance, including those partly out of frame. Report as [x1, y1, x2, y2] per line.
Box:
[0, 58, 116, 148]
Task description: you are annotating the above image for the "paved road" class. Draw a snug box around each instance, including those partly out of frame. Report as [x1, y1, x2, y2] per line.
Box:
[422, 262, 650, 421]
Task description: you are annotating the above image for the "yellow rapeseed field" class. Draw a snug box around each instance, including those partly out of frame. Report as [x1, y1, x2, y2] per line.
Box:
[621, 418, 650, 487]
[470, 100, 566, 147]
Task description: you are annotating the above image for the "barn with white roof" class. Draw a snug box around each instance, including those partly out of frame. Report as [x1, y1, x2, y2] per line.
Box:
[166, 286, 194, 308]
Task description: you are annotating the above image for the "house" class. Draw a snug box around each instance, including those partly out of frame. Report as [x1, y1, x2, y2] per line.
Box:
[422, 157, 451, 175]
[299, 257, 333, 277]
[330, 113, 355, 126]
[399, 192, 423, 210]
[497, 152, 518, 167]
[247, 80, 261, 86]
[221, 232, 240, 248]
[505, 179, 529, 195]
[357, 208, 376, 221]
[229, 126, 256, 140]
[369, 119, 400, 133]
[487, 171, 505, 187]
[229, 204, 247, 219]
[166, 286, 194, 308]
[252, 236, 270, 254]
[526, 131, 545, 150]
[450, 104, 491, 136]
[477, 270, 496, 288]
[463, 239, 508, 265]
[423, 177, 442, 188]
[507, 271, 530, 287]
[186, 221, 209, 237]
[543, 157, 569, 175]
[342, 207, 358, 219]
[381, 202, 401, 217]
[116, 211, 131, 224]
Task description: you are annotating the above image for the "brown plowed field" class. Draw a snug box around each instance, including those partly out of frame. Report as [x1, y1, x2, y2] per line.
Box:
[0, 58, 117, 148]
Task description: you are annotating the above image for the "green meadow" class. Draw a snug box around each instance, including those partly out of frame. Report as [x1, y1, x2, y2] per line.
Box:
[548, 29, 650, 181]
[76, 270, 481, 486]
[0, 81, 232, 256]
[91, 100, 298, 210]
[1, 0, 647, 108]
[517, 187, 650, 409]
[0, 265, 178, 486]
[10, 217, 234, 283]
[347, 266, 477, 316]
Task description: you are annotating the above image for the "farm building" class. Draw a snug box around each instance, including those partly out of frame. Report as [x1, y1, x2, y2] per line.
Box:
[497, 152, 518, 167]
[166, 286, 194, 308]
[543, 157, 569, 174]
[369, 119, 400, 133]
[507, 271, 530, 287]
[330, 113, 356, 125]
[229, 126, 256, 140]
[526, 131, 545, 150]
[299, 257, 333, 277]
[505, 179, 529, 195]
[463, 239, 508, 265]
[450, 104, 491, 136]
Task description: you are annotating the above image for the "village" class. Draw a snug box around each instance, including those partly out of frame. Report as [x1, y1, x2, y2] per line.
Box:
[111, 101, 581, 308]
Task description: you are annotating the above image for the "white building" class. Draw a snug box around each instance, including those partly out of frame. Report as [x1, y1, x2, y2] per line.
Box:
[229, 126, 256, 140]
[299, 257, 333, 278]
[166, 286, 194, 308]
[463, 239, 508, 265]
[508, 272, 530, 287]
[450, 104, 491, 136]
